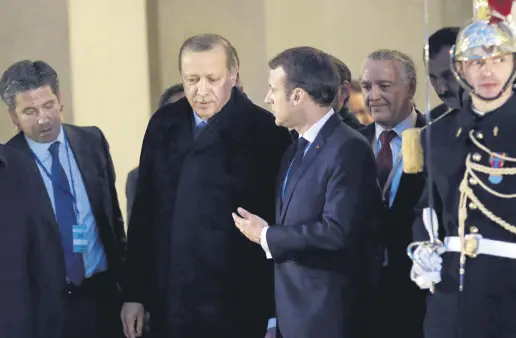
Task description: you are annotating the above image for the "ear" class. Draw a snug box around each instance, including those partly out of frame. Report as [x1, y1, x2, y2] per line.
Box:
[341, 82, 351, 99]
[291, 88, 305, 106]
[230, 68, 238, 86]
[8, 108, 20, 127]
[408, 78, 417, 99]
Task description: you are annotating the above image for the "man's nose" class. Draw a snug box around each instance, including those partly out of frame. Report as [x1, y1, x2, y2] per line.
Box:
[197, 79, 209, 96]
[370, 85, 381, 100]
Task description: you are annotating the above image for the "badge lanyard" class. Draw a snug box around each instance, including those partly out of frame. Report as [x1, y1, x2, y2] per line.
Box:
[32, 139, 80, 223]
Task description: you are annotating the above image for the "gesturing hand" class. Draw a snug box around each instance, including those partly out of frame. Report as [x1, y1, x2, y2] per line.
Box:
[232, 207, 268, 244]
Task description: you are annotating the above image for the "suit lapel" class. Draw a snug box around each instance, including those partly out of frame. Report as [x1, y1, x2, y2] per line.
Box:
[280, 113, 340, 221]
[361, 123, 375, 145]
[63, 125, 104, 226]
[8, 133, 60, 234]
[275, 145, 295, 223]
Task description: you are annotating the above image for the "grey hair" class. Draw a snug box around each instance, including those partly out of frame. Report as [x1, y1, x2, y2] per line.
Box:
[0, 60, 59, 109]
[364, 49, 417, 91]
[178, 33, 239, 73]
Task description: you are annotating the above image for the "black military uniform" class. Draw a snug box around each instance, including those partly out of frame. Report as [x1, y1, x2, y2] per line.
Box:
[413, 93, 516, 338]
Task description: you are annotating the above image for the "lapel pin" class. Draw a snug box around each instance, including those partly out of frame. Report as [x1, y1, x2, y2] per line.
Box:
[315, 145, 320, 149]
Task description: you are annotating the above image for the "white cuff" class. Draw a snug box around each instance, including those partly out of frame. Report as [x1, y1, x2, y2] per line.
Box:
[267, 317, 277, 330]
[260, 226, 272, 259]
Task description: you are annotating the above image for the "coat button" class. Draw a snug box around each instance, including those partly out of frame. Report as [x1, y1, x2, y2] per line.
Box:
[469, 202, 478, 210]
[472, 153, 482, 161]
[476, 131, 484, 139]
[469, 178, 477, 185]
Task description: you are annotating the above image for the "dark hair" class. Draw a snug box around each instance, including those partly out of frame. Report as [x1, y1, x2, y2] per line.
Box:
[268, 46, 339, 106]
[178, 33, 238, 73]
[428, 27, 460, 60]
[0, 60, 59, 109]
[349, 79, 361, 92]
[158, 83, 184, 107]
[329, 55, 352, 86]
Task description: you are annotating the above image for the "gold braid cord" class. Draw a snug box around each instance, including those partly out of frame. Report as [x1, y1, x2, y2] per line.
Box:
[457, 130, 516, 290]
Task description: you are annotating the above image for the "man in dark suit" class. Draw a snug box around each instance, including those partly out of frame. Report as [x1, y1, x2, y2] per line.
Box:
[121, 34, 291, 338]
[427, 27, 463, 120]
[125, 83, 185, 222]
[0, 144, 57, 338]
[359, 49, 428, 338]
[329, 55, 363, 130]
[233, 47, 384, 338]
[0, 60, 126, 338]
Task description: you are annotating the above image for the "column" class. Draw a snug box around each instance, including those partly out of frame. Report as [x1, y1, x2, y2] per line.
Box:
[67, 0, 152, 224]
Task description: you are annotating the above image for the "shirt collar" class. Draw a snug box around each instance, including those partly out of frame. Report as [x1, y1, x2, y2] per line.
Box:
[375, 108, 417, 142]
[300, 109, 334, 143]
[192, 111, 206, 126]
[25, 125, 66, 161]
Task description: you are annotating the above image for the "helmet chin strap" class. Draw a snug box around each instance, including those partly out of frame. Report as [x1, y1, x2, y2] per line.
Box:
[458, 87, 465, 108]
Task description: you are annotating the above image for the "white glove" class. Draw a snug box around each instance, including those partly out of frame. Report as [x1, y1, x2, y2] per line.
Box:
[410, 244, 444, 290]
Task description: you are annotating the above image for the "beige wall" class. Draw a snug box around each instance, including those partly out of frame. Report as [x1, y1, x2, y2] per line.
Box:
[154, 0, 473, 111]
[155, 0, 269, 108]
[67, 0, 151, 223]
[0, 0, 73, 143]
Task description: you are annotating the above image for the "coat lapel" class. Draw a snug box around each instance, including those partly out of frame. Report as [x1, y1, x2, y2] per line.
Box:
[360, 123, 375, 145]
[275, 145, 295, 223]
[280, 113, 341, 221]
[8, 132, 60, 234]
[62, 125, 105, 226]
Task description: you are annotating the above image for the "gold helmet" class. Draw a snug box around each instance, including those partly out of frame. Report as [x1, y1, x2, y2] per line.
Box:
[451, 0, 516, 100]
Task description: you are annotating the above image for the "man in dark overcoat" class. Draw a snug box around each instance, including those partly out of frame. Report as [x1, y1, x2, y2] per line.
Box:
[121, 33, 291, 338]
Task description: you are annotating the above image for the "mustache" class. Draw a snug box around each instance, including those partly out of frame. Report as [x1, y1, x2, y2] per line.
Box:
[438, 91, 456, 100]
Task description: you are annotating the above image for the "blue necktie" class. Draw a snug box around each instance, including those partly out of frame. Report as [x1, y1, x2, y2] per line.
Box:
[194, 120, 208, 139]
[49, 142, 85, 285]
[282, 137, 309, 200]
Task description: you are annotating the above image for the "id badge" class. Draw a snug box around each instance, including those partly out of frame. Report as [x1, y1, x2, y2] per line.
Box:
[72, 224, 88, 253]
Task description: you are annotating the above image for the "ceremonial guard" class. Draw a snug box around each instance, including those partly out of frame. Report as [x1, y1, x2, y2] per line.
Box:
[405, 0, 516, 337]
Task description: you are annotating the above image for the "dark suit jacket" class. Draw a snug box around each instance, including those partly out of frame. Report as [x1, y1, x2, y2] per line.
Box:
[124, 88, 291, 338]
[125, 167, 138, 222]
[360, 112, 428, 338]
[0, 145, 57, 338]
[337, 106, 363, 130]
[267, 113, 383, 338]
[7, 125, 126, 337]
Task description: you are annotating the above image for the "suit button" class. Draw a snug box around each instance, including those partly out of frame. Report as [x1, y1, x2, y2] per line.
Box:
[469, 202, 477, 210]
[475, 131, 484, 139]
[472, 153, 482, 161]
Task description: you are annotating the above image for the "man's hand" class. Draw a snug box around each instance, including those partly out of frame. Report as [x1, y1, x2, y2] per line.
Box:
[121, 302, 145, 338]
[265, 328, 276, 338]
[232, 207, 267, 244]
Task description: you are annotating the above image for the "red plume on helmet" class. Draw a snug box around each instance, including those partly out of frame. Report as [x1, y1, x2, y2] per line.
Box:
[488, 0, 514, 23]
